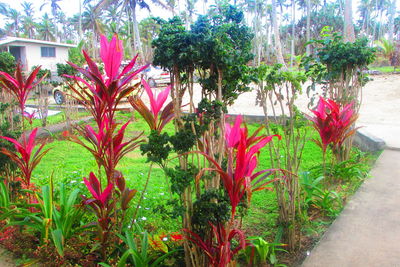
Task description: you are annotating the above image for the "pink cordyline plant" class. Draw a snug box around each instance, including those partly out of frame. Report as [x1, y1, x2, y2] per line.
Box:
[198, 115, 281, 220]
[70, 115, 143, 180]
[0, 128, 50, 187]
[81, 172, 114, 258]
[184, 223, 246, 267]
[128, 79, 174, 132]
[308, 97, 358, 157]
[66, 34, 148, 127]
[0, 64, 46, 129]
[185, 116, 281, 266]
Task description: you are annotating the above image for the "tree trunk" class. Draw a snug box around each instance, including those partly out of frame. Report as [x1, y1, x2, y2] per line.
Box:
[272, 0, 287, 68]
[306, 0, 311, 55]
[290, 0, 295, 68]
[344, 0, 355, 42]
[78, 0, 82, 40]
[388, 0, 396, 42]
[132, 2, 144, 61]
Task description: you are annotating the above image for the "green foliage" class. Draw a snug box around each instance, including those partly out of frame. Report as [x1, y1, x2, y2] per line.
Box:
[169, 129, 196, 154]
[192, 189, 230, 237]
[153, 4, 255, 104]
[253, 64, 307, 92]
[32, 65, 51, 80]
[243, 236, 287, 266]
[0, 52, 16, 74]
[152, 16, 195, 71]
[375, 38, 395, 59]
[140, 131, 171, 165]
[196, 98, 227, 127]
[113, 225, 179, 267]
[164, 165, 198, 195]
[68, 40, 85, 66]
[56, 63, 78, 78]
[302, 29, 375, 86]
[300, 172, 342, 217]
[0, 103, 20, 173]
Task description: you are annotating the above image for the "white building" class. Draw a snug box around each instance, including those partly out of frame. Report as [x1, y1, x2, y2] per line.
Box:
[0, 37, 76, 75]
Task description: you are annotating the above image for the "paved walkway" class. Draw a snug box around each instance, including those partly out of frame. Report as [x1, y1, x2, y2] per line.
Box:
[302, 149, 400, 267]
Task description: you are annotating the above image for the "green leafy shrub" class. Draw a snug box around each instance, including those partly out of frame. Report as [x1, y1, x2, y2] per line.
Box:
[0, 52, 16, 74]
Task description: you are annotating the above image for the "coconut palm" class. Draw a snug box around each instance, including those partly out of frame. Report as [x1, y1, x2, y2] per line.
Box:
[40, 0, 63, 41]
[21, 2, 34, 17]
[82, 4, 105, 58]
[272, 0, 287, 67]
[94, 0, 172, 60]
[5, 8, 22, 37]
[37, 13, 56, 41]
[22, 15, 36, 38]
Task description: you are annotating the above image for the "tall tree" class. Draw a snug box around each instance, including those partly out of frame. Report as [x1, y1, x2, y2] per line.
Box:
[344, 0, 355, 42]
[37, 13, 56, 41]
[6, 8, 22, 37]
[40, 0, 62, 41]
[306, 0, 311, 55]
[272, 0, 287, 67]
[388, 0, 396, 42]
[82, 4, 104, 57]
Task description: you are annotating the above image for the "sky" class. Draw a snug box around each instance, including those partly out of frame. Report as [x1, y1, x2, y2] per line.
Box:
[0, 0, 183, 20]
[1, 0, 399, 27]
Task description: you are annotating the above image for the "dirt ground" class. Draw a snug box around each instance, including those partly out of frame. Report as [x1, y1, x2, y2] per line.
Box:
[182, 74, 400, 148]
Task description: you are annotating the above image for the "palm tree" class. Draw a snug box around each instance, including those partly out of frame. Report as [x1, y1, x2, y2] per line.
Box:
[21, 2, 36, 39]
[22, 15, 36, 38]
[388, 0, 396, 42]
[104, 2, 122, 25]
[82, 4, 105, 58]
[56, 11, 69, 42]
[94, 0, 171, 60]
[272, 0, 287, 67]
[40, 0, 63, 41]
[6, 8, 22, 37]
[21, 2, 34, 17]
[37, 13, 56, 41]
[344, 0, 355, 42]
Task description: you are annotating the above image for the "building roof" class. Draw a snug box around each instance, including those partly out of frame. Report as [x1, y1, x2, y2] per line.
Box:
[0, 37, 76, 48]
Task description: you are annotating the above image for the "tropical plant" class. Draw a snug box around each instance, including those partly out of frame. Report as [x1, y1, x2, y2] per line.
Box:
[300, 172, 342, 217]
[254, 63, 308, 251]
[64, 34, 147, 260]
[243, 236, 287, 266]
[307, 97, 358, 163]
[81, 172, 114, 258]
[0, 64, 46, 130]
[106, 226, 178, 267]
[128, 80, 174, 133]
[185, 223, 246, 267]
[198, 115, 280, 219]
[0, 128, 50, 187]
[0, 52, 16, 74]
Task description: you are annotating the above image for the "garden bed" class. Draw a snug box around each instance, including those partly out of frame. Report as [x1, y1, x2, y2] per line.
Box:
[0, 110, 378, 266]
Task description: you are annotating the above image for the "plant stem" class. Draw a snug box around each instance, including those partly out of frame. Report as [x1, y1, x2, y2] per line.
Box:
[132, 162, 154, 222]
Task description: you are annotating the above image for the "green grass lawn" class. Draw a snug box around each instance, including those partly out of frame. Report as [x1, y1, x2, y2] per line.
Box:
[31, 111, 374, 240]
[29, 110, 90, 128]
[368, 65, 397, 73]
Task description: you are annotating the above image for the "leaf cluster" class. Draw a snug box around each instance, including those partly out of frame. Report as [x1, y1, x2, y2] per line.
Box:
[192, 189, 230, 237]
[0, 52, 16, 74]
[302, 30, 376, 82]
[165, 164, 198, 195]
[152, 4, 255, 104]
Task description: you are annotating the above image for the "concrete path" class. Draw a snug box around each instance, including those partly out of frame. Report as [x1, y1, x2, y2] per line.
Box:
[301, 149, 400, 267]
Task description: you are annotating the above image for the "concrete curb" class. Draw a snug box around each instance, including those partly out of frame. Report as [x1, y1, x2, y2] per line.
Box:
[353, 128, 386, 152]
[27, 116, 93, 139]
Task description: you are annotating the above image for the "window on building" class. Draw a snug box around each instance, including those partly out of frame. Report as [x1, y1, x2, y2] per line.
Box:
[41, 47, 56, 57]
